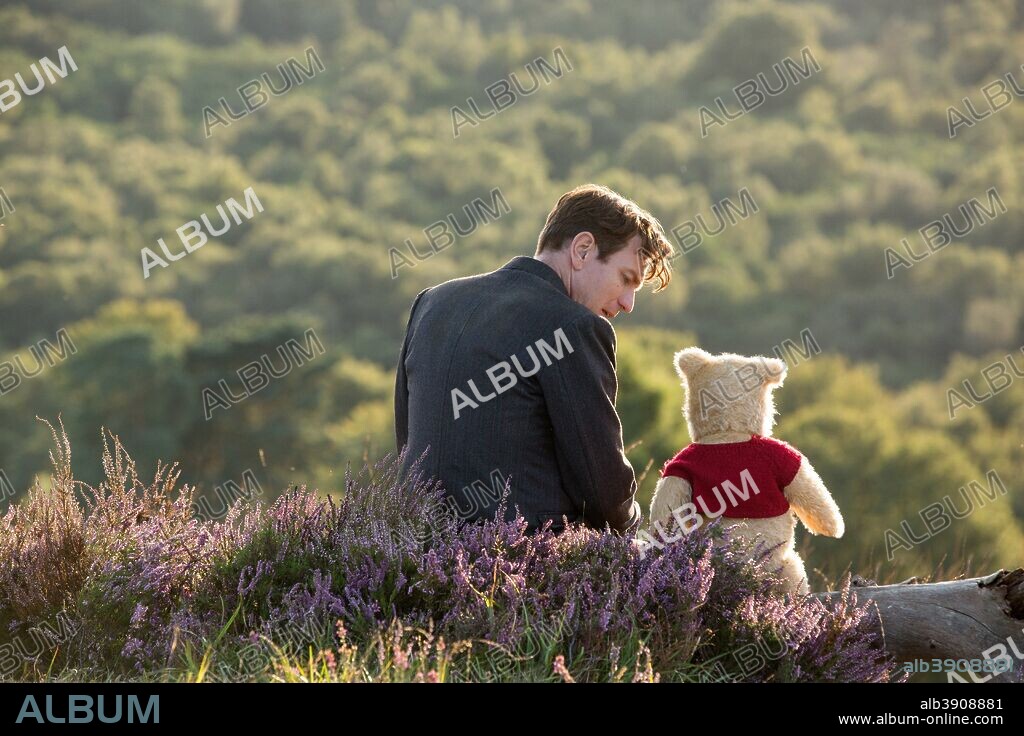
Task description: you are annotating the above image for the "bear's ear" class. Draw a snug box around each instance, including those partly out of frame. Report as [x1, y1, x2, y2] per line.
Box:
[674, 347, 712, 381]
[760, 356, 787, 386]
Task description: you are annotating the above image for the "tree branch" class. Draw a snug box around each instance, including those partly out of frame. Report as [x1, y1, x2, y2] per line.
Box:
[814, 568, 1024, 682]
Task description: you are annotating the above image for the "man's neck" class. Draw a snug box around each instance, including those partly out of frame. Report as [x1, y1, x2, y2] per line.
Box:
[533, 253, 572, 295]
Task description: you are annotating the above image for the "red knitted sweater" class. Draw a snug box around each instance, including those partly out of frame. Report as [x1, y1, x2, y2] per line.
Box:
[659, 434, 802, 518]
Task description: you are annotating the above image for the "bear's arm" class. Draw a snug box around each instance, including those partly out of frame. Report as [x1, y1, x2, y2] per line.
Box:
[782, 459, 844, 538]
[649, 475, 692, 533]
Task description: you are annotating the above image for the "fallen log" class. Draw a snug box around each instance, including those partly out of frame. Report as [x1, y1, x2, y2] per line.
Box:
[814, 568, 1024, 683]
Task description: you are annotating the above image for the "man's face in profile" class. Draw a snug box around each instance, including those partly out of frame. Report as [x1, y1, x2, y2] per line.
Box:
[575, 233, 646, 320]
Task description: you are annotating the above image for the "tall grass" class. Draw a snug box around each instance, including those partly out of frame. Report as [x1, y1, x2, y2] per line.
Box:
[0, 418, 903, 682]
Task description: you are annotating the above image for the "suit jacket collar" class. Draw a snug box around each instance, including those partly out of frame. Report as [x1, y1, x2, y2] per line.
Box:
[501, 256, 569, 297]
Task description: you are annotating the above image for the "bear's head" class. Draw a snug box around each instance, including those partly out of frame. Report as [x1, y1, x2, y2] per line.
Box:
[673, 347, 787, 442]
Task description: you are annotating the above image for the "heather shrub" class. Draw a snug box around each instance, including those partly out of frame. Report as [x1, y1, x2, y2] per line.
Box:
[0, 419, 904, 682]
[0, 421, 89, 636]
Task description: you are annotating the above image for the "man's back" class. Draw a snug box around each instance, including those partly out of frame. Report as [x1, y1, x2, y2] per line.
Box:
[394, 255, 640, 536]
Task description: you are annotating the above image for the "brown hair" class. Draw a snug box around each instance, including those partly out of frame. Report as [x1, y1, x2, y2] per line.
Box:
[535, 184, 673, 291]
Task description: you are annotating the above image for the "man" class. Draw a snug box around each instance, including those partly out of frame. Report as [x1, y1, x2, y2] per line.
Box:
[394, 184, 673, 537]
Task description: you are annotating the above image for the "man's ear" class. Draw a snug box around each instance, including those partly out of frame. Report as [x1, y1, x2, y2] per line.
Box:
[674, 347, 712, 382]
[571, 232, 596, 266]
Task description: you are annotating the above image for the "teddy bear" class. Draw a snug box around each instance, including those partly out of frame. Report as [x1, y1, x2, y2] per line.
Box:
[646, 347, 845, 596]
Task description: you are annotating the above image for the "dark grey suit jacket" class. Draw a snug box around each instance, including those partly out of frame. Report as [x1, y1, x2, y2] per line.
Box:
[394, 255, 640, 536]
